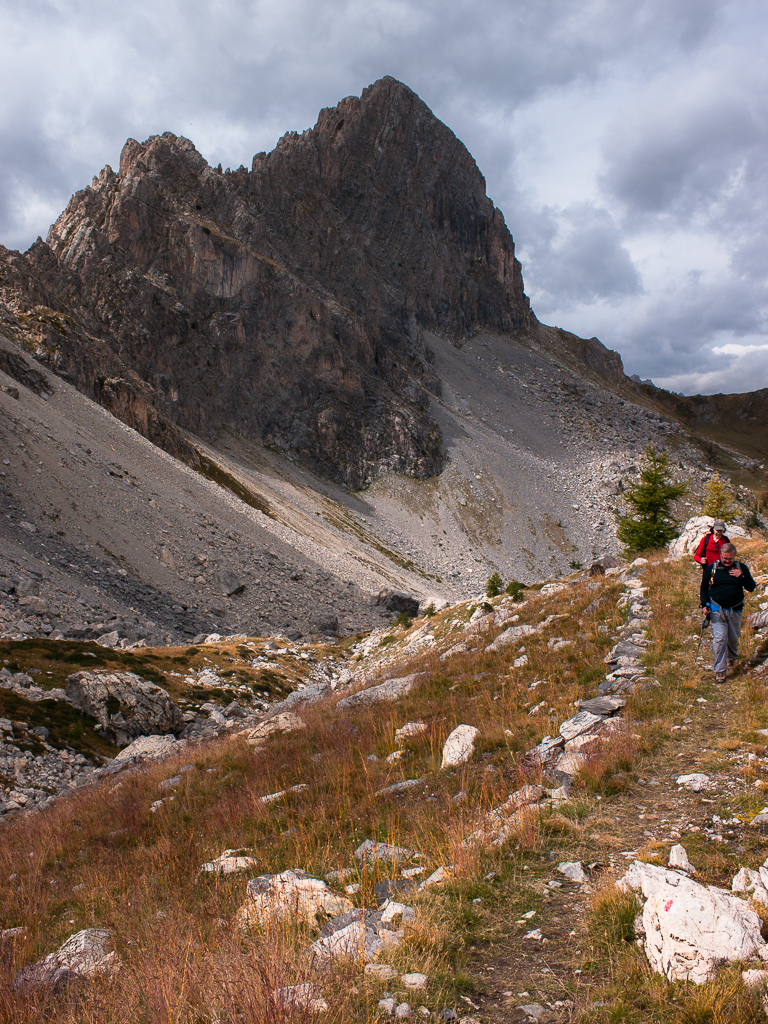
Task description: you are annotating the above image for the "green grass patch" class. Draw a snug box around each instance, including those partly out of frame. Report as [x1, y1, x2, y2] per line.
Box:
[0, 690, 117, 760]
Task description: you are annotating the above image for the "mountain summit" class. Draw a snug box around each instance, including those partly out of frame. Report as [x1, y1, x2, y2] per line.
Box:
[0, 77, 551, 488]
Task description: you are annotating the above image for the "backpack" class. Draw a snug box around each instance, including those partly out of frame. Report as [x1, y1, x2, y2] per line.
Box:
[703, 560, 744, 595]
[695, 531, 713, 560]
[695, 530, 729, 563]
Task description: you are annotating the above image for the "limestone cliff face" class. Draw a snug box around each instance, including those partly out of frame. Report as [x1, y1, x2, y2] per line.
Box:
[3, 78, 536, 485]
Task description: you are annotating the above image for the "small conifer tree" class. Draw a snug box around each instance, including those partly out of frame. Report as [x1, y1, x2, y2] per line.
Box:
[486, 572, 503, 598]
[505, 579, 526, 600]
[701, 473, 739, 521]
[615, 444, 688, 555]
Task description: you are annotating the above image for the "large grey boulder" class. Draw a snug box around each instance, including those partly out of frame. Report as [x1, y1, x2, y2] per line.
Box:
[485, 623, 536, 652]
[65, 671, 184, 746]
[14, 929, 115, 991]
[217, 570, 245, 596]
[376, 590, 420, 617]
[336, 674, 421, 710]
[114, 734, 186, 762]
[669, 515, 750, 560]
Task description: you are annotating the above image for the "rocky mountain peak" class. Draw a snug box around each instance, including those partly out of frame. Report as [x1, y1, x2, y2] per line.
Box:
[1, 78, 635, 490]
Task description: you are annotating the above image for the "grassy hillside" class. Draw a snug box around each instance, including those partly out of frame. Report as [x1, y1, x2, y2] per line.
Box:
[2, 536, 768, 1022]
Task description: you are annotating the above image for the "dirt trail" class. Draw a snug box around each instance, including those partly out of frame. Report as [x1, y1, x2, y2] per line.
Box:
[457, 581, 768, 1022]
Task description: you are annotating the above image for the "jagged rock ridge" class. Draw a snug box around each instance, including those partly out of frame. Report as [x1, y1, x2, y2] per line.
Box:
[0, 77, 544, 488]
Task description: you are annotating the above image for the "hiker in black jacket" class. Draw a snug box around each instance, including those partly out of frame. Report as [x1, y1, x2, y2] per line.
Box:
[700, 543, 756, 681]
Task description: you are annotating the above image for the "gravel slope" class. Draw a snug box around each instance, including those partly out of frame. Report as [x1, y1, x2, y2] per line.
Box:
[0, 327, 728, 643]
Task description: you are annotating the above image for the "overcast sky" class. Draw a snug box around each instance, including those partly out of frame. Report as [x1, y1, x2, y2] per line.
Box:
[1, 0, 766, 396]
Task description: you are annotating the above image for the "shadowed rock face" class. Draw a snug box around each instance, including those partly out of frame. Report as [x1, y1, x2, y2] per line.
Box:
[0, 77, 536, 488]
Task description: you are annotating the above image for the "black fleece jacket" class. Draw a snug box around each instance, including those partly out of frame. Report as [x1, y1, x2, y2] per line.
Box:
[700, 560, 756, 611]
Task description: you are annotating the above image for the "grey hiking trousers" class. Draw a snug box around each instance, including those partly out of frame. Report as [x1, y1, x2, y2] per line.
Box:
[711, 604, 742, 674]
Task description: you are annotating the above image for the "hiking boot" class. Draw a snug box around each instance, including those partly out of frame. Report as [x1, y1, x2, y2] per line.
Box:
[715, 671, 727, 683]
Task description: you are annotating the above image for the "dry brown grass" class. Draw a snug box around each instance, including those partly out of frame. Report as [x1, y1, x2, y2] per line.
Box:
[4, 546, 767, 1021]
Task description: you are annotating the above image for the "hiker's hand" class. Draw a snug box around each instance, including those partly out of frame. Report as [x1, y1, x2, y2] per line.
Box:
[729, 567, 742, 577]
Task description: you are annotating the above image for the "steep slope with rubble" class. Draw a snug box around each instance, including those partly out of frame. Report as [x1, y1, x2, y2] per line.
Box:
[1, 77, 766, 631]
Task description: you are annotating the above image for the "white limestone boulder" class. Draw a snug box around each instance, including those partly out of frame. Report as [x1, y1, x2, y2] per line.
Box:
[336, 674, 421, 710]
[668, 516, 750, 560]
[242, 711, 306, 744]
[402, 973, 428, 990]
[557, 861, 589, 883]
[14, 929, 115, 990]
[732, 863, 768, 905]
[354, 840, 414, 866]
[199, 849, 259, 876]
[677, 773, 710, 792]
[619, 860, 766, 983]
[485, 623, 536, 652]
[552, 751, 587, 777]
[417, 866, 455, 891]
[441, 725, 480, 769]
[669, 844, 695, 875]
[65, 671, 184, 746]
[462, 785, 544, 848]
[395, 722, 428, 742]
[308, 919, 385, 964]
[380, 902, 416, 927]
[235, 870, 353, 930]
[559, 711, 603, 742]
[115, 734, 186, 762]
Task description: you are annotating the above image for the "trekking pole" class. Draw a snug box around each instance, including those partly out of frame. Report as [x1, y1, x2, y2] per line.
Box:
[697, 608, 711, 652]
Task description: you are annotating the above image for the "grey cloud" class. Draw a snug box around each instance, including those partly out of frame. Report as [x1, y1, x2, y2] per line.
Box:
[654, 347, 768, 395]
[574, 273, 767, 387]
[0, 0, 726, 250]
[521, 202, 642, 308]
[601, 90, 757, 217]
[598, 51, 768, 236]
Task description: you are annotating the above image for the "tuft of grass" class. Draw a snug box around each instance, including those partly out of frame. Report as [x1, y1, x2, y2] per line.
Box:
[577, 729, 648, 795]
[586, 880, 642, 950]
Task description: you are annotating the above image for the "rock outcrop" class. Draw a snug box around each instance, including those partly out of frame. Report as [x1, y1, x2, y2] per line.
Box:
[619, 858, 768, 984]
[668, 515, 750, 560]
[14, 929, 115, 991]
[0, 77, 641, 490]
[65, 670, 184, 746]
[0, 78, 540, 487]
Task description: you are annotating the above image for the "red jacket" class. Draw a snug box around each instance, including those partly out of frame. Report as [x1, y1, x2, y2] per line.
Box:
[694, 532, 730, 564]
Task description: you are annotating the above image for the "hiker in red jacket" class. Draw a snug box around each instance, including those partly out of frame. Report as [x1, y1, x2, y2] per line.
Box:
[694, 520, 729, 566]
